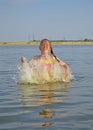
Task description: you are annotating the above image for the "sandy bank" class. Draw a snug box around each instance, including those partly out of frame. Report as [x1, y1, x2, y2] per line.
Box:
[0, 41, 93, 45]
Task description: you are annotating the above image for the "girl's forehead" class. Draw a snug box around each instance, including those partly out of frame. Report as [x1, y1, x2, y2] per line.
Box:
[40, 40, 50, 46]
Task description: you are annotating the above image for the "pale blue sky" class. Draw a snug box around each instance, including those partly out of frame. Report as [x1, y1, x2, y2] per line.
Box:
[0, 0, 93, 41]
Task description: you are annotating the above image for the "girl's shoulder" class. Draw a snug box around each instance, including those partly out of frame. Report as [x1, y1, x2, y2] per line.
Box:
[32, 55, 41, 60]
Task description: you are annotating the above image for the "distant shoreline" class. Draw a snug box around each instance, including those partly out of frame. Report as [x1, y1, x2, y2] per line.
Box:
[0, 41, 93, 45]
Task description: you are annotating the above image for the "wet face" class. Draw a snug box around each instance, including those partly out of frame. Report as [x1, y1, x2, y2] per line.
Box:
[39, 40, 51, 52]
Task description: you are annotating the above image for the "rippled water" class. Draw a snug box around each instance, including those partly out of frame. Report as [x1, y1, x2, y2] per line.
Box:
[0, 44, 93, 130]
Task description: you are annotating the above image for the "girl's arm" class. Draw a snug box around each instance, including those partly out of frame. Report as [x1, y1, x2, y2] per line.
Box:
[56, 57, 70, 81]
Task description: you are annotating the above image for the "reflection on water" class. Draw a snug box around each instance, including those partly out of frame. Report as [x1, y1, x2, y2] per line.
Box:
[40, 109, 54, 126]
[19, 82, 70, 106]
[18, 82, 71, 127]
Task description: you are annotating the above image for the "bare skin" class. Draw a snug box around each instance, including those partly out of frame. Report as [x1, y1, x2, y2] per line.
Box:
[21, 39, 70, 81]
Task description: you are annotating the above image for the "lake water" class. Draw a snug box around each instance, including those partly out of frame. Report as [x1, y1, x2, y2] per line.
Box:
[0, 44, 93, 130]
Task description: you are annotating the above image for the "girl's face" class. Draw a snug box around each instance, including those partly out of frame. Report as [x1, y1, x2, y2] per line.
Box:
[39, 40, 51, 52]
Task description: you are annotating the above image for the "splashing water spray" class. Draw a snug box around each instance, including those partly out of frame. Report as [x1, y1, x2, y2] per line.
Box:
[18, 59, 74, 84]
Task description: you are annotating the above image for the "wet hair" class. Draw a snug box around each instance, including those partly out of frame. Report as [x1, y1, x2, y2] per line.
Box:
[40, 39, 50, 46]
[40, 39, 60, 62]
[50, 46, 60, 62]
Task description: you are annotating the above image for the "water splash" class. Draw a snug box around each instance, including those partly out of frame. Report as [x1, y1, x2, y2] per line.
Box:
[18, 60, 74, 84]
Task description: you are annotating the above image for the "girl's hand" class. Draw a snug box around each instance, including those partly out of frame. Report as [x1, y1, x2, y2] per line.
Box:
[65, 71, 69, 80]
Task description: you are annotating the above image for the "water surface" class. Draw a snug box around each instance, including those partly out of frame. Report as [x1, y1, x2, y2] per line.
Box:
[0, 44, 93, 130]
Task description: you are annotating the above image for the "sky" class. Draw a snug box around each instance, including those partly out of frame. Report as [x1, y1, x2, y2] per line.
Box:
[0, 0, 93, 41]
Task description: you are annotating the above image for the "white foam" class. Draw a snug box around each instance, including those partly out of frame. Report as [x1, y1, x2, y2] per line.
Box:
[18, 60, 74, 84]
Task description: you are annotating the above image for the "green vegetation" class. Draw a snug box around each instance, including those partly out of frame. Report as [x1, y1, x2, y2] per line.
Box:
[0, 39, 93, 45]
[50, 39, 93, 42]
